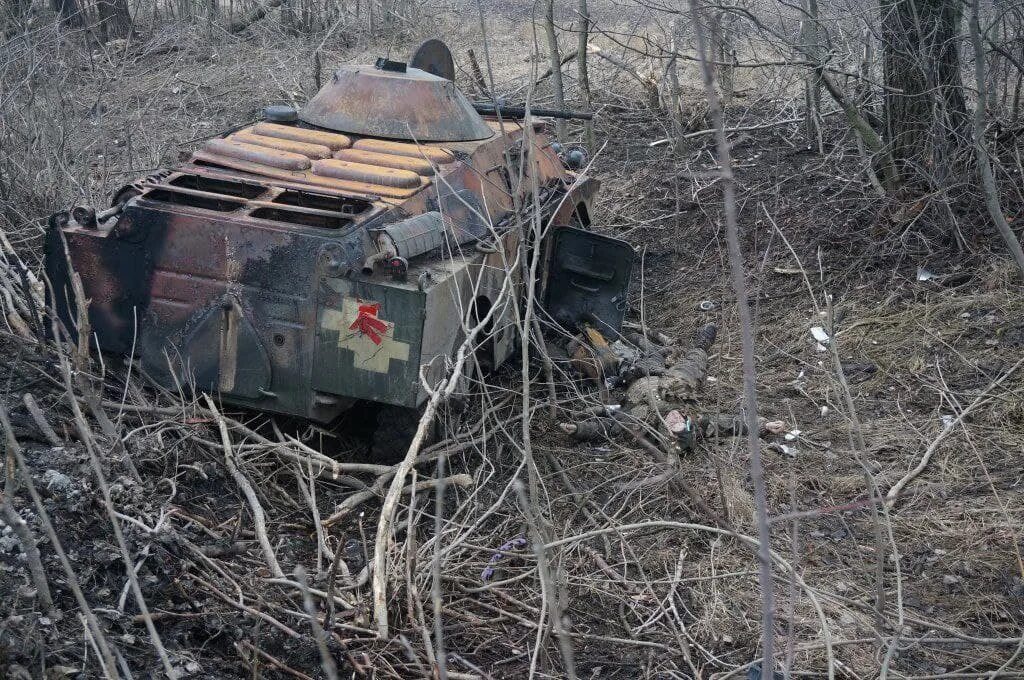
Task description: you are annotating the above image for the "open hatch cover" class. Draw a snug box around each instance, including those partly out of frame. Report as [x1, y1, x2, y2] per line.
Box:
[543, 226, 634, 335]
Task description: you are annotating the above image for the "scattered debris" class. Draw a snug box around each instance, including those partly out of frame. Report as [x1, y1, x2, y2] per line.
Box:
[767, 442, 798, 457]
[42, 469, 74, 495]
[481, 536, 527, 582]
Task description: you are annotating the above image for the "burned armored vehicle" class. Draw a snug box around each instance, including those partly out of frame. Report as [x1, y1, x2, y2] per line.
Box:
[45, 41, 633, 451]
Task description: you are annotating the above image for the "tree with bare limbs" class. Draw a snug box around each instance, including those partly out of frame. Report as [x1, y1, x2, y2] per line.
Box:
[881, 0, 969, 184]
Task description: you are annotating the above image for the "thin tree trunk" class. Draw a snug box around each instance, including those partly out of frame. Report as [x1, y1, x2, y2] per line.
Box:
[577, 0, 595, 151]
[667, 20, 685, 152]
[801, 0, 823, 152]
[820, 70, 900, 188]
[544, 0, 567, 141]
[1013, 68, 1023, 122]
[970, 0, 1024, 277]
[711, 12, 734, 105]
[687, 0, 776, 675]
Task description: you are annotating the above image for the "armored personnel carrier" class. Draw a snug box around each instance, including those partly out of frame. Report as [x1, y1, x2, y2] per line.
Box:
[45, 40, 632, 451]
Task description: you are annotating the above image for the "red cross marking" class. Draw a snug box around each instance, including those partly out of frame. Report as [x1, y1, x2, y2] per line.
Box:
[349, 302, 389, 345]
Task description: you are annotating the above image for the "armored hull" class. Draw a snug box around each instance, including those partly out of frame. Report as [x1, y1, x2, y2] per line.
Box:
[49, 110, 604, 422]
[46, 49, 630, 430]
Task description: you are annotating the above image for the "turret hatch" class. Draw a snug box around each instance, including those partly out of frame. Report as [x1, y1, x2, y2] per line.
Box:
[299, 60, 495, 143]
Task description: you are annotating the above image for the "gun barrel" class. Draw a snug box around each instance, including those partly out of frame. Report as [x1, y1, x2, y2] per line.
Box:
[472, 104, 594, 121]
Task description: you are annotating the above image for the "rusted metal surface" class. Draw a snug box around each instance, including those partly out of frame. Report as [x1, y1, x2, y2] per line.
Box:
[312, 159, 422, 189]
[409, 38, 456, 81]
[334, 148, 435, 175]
[46, 51, 620, 426]
[252, 122, 352, 150]
[231, 131, 333, 159]
[299, 63, 495, 142]
[204, 138, 312, 170]
[352, 138, 455, 163]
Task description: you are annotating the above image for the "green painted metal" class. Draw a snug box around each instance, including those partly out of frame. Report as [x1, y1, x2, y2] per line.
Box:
[314, 277, 425, 407]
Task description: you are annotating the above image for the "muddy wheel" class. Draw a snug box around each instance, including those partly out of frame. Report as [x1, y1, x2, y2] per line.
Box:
[370, 405, 435, 463]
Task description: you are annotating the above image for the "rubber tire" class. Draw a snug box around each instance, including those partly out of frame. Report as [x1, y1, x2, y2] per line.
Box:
[370, 405, 435, 463]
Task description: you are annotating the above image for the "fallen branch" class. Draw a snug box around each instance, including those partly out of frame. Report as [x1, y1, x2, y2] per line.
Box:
[885, 358, 1024, 505]
[324, 472, 473, 527]
[536, 48, 579, 84]
[227, 0, 284, 33]
[1, 288, 34, 341]
[203, 394, 285, 579]
[22, 393, 62, 447]
[102, 399, 391, 479]
[648, 115, 811, 146]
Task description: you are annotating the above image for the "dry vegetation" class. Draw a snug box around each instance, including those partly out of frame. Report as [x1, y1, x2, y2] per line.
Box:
[2, 0, 1024, 678]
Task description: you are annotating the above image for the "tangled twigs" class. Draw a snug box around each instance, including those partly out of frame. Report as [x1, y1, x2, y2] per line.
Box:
[885, 357, 1024, 505]
[56, 334, 176, 677]
[544, 519, 836, 673]
[203, 393, 285, 579]
[0, 403, 54, 614]
[372, 271, 511, 637]
[323, 467, 474, 527]
[3, 428, 118, 677]
[235, 640, 313, 680]
[185, 572, 300, 638]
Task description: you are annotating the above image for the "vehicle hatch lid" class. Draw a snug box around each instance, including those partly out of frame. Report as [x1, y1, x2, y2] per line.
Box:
[543, 226, 634, 335]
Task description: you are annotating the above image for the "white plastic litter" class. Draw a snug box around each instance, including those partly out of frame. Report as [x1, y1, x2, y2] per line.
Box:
[810, 326, 830, 344]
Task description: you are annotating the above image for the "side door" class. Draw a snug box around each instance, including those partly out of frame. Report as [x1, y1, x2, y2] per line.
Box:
[541, 226, 634, 335]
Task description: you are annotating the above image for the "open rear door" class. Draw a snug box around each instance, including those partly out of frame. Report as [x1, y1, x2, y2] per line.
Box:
[542, 226, 633, 334]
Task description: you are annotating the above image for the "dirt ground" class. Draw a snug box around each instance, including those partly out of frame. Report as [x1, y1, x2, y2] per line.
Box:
[2, 1, 1023, 678]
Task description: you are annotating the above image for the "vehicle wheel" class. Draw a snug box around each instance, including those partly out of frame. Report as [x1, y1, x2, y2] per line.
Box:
[370, 405, 435, 463]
